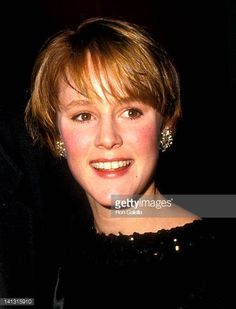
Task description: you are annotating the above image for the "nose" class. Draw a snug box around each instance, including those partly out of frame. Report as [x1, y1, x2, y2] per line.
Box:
[95, 116, 123, 150]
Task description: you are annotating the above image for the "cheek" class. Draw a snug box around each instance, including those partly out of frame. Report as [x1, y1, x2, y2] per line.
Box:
[61, 128, 90, 158]
[129, 123, 159, 153]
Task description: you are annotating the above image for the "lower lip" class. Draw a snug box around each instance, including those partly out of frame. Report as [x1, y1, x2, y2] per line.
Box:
[91, 164, 132, 179]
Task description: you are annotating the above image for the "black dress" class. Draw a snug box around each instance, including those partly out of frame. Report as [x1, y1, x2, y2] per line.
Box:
[54, 217, 233, 308]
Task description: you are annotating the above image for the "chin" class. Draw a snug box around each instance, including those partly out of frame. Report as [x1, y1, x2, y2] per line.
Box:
[93, 195, 117, 208]
[91, 189, 137, 208]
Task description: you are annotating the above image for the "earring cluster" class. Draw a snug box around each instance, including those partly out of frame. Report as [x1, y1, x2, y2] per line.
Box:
[56, 140, 67, 158]
[160, 128, 173, 152]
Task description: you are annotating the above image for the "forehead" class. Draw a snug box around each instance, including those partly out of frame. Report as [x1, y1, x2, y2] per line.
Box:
[58, 79, 142, 112]
[58, 74, 124, 106]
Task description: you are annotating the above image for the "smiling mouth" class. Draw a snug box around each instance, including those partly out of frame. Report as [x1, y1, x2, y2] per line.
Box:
[90, 160, 133, 171]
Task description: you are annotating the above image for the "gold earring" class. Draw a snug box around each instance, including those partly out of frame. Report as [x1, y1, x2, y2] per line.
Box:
[160, 128, 173, 152]
[56, 140, 67, 158]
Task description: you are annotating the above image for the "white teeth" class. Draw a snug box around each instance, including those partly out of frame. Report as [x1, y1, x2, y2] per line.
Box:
[91, 160, 132, 170]
[104, 162, 111, 169]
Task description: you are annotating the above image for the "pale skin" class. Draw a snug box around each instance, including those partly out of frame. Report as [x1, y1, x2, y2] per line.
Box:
[57, 64, 198, 235]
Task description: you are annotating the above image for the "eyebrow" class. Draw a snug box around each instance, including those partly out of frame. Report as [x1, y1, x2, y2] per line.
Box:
[62, 97, 140, 111]
[62, 99, 94, 111]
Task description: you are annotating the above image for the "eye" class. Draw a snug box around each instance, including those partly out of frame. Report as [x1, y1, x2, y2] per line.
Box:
[123, 108, 143, 120]
[73, 112, 93, 122]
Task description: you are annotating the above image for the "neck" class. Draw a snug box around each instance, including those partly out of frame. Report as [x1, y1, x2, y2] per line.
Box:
[87, 186, 199, 235]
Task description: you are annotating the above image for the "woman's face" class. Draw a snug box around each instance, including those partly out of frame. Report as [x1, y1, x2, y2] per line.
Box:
[57, 75, 162, 207]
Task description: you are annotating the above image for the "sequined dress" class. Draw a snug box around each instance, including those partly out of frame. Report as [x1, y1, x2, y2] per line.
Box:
[53, 218, 232, 308]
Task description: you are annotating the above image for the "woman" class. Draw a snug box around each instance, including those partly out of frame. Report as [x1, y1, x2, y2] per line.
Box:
[25, 18, 229, 308]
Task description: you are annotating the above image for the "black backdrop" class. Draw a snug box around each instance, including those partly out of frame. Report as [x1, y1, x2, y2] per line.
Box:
[2, 0, 235, 194]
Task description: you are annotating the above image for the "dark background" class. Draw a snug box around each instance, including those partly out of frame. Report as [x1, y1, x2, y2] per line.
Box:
[2, 0, 235, 194]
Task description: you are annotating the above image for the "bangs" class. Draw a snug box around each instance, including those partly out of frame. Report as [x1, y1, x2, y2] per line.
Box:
[64, 42, 164, 109]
